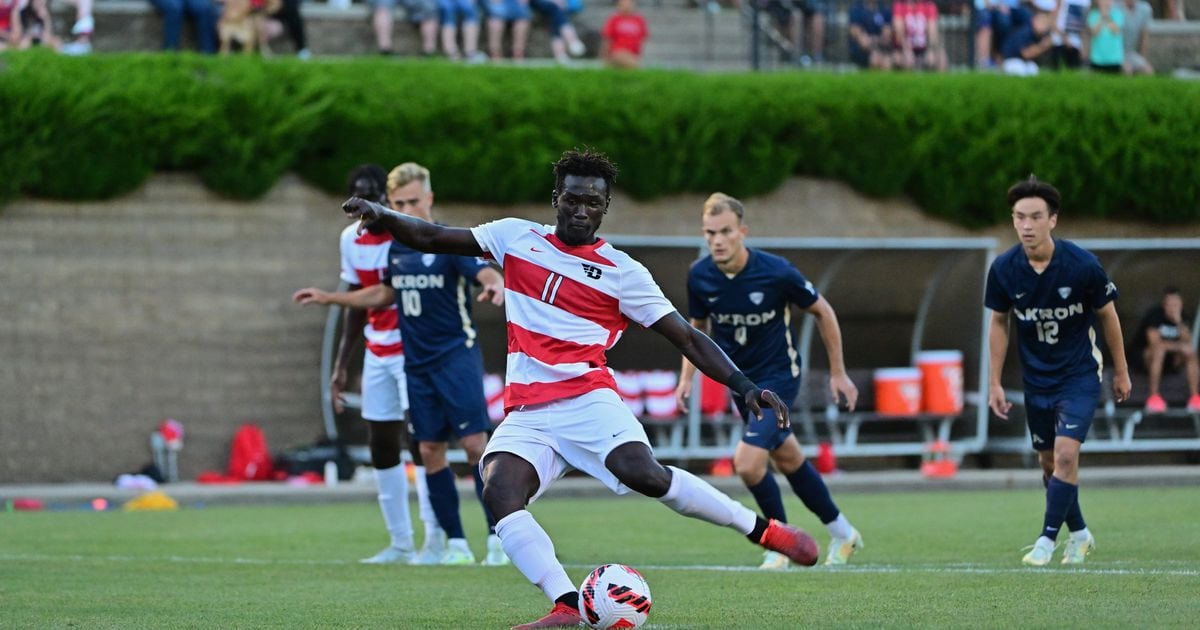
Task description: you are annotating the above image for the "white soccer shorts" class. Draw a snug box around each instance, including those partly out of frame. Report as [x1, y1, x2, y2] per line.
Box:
[360, 350, 409, 422]
[483, 388, 651, 503]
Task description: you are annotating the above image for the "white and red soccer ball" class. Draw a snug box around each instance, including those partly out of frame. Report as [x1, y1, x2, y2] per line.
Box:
[578, 564, 652, 629]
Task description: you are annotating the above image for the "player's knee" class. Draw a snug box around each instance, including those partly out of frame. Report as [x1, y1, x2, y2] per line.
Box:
[1052, 452, 1077, 476]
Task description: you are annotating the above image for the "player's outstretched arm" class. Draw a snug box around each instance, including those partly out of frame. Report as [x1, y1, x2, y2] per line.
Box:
[1095, 302, 1131, 403]
[804, 297, 859, 411]
[342, 197, 484, 257]
[651, 311, 789, 428]
[674, 317, 708, 413]
[292, 283, 395, 310]
[987, 309, 1013, 420]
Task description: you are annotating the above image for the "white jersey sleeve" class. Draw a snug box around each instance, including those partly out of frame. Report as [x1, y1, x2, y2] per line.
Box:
[470, 218, 536, 267]
[338, 224, 359, 285]
[619, 258, 677, 328]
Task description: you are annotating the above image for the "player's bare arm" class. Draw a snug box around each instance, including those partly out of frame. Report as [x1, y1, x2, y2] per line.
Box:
[331, 283, 366, 414]
[1095, 301, 1131, 403]
[803, 296, 858, 411]
[650, 311, 789, 427]
[342, 197, 484, 257]
[674, 317, 709, 412]
[475, 266, 505, 306]
[987, 309, 1013, 420]
[292, 283, 395, 310]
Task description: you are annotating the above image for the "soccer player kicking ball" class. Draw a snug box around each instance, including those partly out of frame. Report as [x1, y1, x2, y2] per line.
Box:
[676, 193, 863, 569]
[985, 176, 1131, 566]
[344, 149, 820, 629]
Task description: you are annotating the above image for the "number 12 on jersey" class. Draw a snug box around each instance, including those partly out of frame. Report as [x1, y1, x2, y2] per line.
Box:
[1035, 321, 1058, 344]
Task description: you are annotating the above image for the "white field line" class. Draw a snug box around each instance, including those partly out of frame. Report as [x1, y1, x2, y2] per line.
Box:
[2, 553, 1198, 577]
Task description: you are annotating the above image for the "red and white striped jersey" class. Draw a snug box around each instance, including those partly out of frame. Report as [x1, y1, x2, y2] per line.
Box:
[471, 218, 676, 412]
[339, 224, 403, 358]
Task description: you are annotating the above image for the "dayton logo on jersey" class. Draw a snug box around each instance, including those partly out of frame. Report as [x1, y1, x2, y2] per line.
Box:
[391, 274, 446, 289]
[581, 263, 603, 280]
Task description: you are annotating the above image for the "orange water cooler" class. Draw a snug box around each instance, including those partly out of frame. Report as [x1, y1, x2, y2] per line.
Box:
[915, 350, 964, 414]
[873, 368, 923, 416]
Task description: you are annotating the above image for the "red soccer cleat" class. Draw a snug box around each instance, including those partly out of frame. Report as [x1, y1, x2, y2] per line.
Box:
[511, 602, 583, 629]
[758, 519, 819, 567]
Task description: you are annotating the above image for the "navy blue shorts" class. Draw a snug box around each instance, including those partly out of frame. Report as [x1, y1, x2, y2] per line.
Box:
[734, 378, 799, 452]
[1024, 375, 1101, 450]
[407, 345, 489, 443]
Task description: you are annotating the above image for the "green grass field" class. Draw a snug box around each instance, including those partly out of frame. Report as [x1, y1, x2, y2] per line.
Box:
[2, 486, 1197, 628]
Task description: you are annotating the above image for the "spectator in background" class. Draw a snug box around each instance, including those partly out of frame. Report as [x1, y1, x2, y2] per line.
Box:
[14, 0, 59, 48]
[1051, 0, 1090, 69]
[893, 0, 947, 71]
[530, 0, 586, 64]
[0, 0, 19, 50]
[797, 0, 828, 64]
[974, 0, 1029, 68]
[1135, 288, 1200, 414]
[485, 0, 531, 61]
[601, 0, 648, 69]
[59, 0, 93, 55]
[372, 0, 438, 57]
[149, 0, 218, 53]
[1087, 0, 1123, 73]
[1001, 7, 1053, 74]
[848, 0, 893, 70]
[260, 0, 310, 58]
[438, 0, 485, 62]
[1119, 0, 1153, 74]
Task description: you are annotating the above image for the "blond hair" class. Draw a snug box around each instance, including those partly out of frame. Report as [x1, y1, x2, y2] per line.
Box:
[387, 162, 432, 194]
[702, 192, 744, 221]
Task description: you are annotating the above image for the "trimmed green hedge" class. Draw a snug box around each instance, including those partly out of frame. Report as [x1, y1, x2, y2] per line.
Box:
[2, 51, 1198, 226]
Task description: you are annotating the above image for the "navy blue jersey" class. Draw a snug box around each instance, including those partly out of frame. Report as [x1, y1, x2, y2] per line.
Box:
[687, 249, 819, 385]
[384, 241, 491, 373]
[985, 239, 1118, 393]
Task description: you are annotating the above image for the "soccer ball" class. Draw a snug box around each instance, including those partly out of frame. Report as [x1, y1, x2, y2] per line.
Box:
[578, 564, 652, 629]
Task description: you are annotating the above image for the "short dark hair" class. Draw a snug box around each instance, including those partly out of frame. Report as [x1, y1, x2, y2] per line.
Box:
[1006, 175, 1061, 215]
[1163, 286, 1181, 296]
[346, 164, 388, 198]
[553, 149, 619, 197]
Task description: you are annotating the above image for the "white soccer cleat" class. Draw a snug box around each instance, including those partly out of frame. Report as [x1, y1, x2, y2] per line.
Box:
[824, 528, 864, 566]
[482, 534, 511, 566]
[360, 545, 415, 565]
[411, 528, 447, 565]
[758, 550, 790, 571]
[1061, 533, 1096, 565]
[440, 538, 476, 565]
[1021, 540, 1056, 567]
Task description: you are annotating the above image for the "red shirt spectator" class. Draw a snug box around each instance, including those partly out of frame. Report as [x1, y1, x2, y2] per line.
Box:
[602, 0, 648, 68]
[893, 0, 937, 52]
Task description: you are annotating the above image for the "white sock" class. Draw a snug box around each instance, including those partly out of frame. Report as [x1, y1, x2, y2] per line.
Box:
[1070, 527, 1092, 542]
[825, 513, 854, 540]
[659, 466, 757, 535]
[374, 465, 414, 550]
[1036, 535, 1056, 549]
[495, 510, 575, 602]
[414, 465, 440, 536]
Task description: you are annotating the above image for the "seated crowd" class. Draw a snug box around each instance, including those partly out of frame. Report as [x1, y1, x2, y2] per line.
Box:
[0, 1, 1186, 73]
[0, 0, 653, 67]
